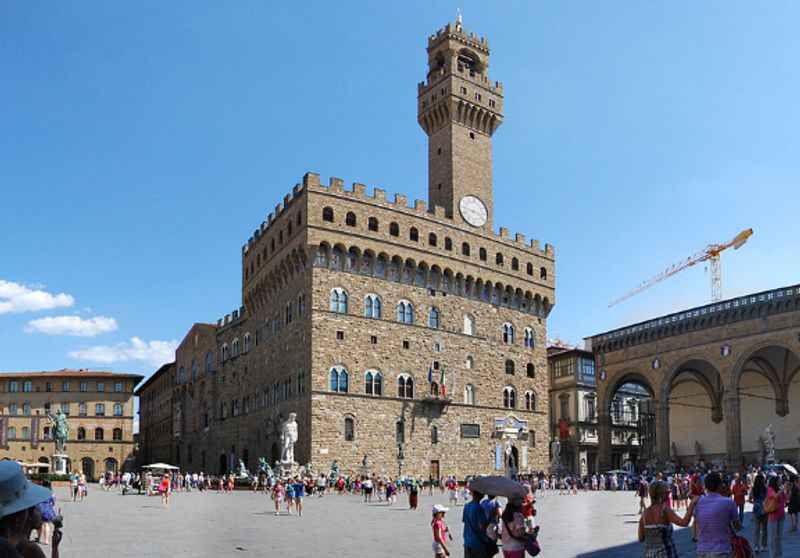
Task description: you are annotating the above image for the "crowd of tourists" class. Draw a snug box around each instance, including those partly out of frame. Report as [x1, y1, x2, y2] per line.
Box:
[633, 466, 800, 558]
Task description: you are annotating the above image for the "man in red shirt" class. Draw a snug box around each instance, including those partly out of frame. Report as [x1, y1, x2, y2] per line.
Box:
[731, 472, 749, 522]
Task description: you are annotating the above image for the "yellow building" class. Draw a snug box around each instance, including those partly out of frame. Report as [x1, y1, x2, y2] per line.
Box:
[0, 369, 142, 480]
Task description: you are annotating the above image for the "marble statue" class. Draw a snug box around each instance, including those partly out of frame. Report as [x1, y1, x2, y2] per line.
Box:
[362, 454, 370, 469]
[280, 412, 298, 464]
[763, 424, 776, 464]
[237, 459, 249, 479]
[330, 460, 339, 478]
[694, 440, 703, 462]
[47, 410, 69, 454]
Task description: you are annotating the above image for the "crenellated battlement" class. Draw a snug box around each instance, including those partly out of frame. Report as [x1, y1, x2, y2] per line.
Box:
[216, 305, 246, 330]
[428, 21, 489, 52]
[304, 171, 554, 259]
[243, 182, 306, 254]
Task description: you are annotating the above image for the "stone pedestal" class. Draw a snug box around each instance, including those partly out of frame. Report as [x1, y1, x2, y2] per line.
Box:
[52, 454, 68, 475]
[277, 461, 299, 480]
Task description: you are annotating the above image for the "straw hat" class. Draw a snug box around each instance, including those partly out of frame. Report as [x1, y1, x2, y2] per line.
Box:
[0, 462, 52, 518]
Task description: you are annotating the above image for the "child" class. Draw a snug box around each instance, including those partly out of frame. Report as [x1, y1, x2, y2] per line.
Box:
[272, 481, 285, 516]
[431, 504, 451, 557]
[285, 481, 295, 515]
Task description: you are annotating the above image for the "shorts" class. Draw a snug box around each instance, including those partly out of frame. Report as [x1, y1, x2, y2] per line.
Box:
[432, 541, 444, 555]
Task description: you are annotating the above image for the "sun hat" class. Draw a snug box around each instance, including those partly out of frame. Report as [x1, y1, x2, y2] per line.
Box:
[432, 504, 449, 514]
[0, 461, 52, 519]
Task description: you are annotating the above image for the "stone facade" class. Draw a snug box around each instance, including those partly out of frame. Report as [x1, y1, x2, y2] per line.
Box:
[137, 19, 556, 480]
[0, 370, 142, 480]
[586, 284, 800, 470]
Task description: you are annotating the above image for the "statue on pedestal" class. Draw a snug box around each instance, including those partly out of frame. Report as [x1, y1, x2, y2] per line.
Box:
[237, 459, 250, 479]
[330, 460, 339, 479]
[280, 412, 298, 464]
[47, 410, 69, 454]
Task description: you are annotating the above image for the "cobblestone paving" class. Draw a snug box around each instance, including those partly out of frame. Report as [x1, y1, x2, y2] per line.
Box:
[55, 487, 800, 558]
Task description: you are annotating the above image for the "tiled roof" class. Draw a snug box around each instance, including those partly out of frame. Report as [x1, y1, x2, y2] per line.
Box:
[0, 369, 145, 381]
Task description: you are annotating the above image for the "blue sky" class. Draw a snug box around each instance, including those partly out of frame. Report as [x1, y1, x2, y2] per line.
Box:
[2, 1, 799, 379]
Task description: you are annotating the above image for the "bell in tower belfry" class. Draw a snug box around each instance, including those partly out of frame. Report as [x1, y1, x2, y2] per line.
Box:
[417, 19, 503, 231]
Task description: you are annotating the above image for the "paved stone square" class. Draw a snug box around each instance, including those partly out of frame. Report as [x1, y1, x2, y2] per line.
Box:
[55, 487, 800, 557]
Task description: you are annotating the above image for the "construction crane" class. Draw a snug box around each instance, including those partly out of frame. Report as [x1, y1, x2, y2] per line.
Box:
[609, 228, 753, 308]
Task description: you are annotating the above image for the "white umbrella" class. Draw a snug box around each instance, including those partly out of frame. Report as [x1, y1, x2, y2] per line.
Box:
[779, 463, 798, 476]
[468, 476, 527, 499]
[142, 463, 179, 470]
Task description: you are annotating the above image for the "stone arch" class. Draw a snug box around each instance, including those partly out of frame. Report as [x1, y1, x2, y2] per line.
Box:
[660, 357, 725, 423]
[730, 340, 800, 416]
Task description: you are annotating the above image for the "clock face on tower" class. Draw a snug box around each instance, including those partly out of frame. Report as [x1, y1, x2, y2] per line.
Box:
[459, 195, 488, 227]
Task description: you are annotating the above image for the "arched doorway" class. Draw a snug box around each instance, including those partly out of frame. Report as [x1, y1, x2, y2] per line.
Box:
[219, 454, 227, 474]
[662, 358, 725, 468]
[81, 457, 95, 481]
[733, 344, 800, 465]
[104, 458, 118, 474]
[506, 445, 519, 478]
[599, 373, 655, 472]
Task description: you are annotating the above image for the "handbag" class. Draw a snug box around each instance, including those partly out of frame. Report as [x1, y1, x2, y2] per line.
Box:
[763, 495, 777, 514]
[731, 529, 753, 558]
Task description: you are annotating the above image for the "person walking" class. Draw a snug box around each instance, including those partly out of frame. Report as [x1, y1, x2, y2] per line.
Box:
[787, 476, 800, 533]
[272, 481, 285, 516]
[694, 472, 741, 558]
[462, 490, 493, 558]
[750, 473, 769, 553]
[765, 475, 787, 558]
[731, 473, 748, 523]
[431, 504, 451, 557]
[292, 478, 305, 517]
[499, 498, 528, 558]
[159, 473, 171, 506]
[638, 480, 697, 558]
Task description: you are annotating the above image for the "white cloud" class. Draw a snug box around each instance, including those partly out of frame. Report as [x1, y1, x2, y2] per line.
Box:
[68, 337, 177, 368]
[25, 315, 118, 337]
[0, 280, 74, 314]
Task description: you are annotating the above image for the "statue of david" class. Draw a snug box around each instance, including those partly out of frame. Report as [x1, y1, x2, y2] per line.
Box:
[280, 413, 299, 464]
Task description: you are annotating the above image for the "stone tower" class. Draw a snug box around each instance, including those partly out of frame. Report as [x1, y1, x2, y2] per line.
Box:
[418, 18, 504, 231]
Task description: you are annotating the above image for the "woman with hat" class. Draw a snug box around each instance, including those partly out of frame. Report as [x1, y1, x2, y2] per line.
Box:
[431, 504, 450, 558]
[0, 461, 60, 558]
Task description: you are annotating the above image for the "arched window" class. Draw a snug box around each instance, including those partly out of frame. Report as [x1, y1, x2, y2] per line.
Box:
[113, 403, 123, 416]
[368, 217, 379, 231]
[431, 425, 439, 444]
[298, 293, 306, 316]
[243, 333, 252, 353]
[364, 294, 382, 319]
[95, 427, 104, 441]
[503, 386, 517, 409]
[330, 288, 348, 313]
[461, 242, 470, 256]
[396, 301, 414, 324]
[397, 374, 414, 399]
[525, 391, 536, 411]
[463, 314, 475, 335]
[221, 343, 229, 361]
[511, 257, 519, 271]
[389, 222, 399, 237]
[113, 428, 123, 441]
[409, 227, 419, 242]
[329, 366, 349, 393]
[345, 212, 357, 226]
[526, 262, 533, 276]
[205, 351, 213, 374]
[524, 327, 535, 348]
[428, 307, 440, 329]
[464, 384, 475, 405]
[344, 417, 355, 441]
[527, 363, 535, 378]
[479, 247, 487, 261]
[540, 267, 547, 280]
[502, 323, 515, 344]
[496, 252, 504, 265]
[465, 355, 474, 370]
[444, 237, 453, 251]
[505, 359, 515, 375]
[428, 233, 437, 246]
[232, 338, 240, 357]
[322, 207, 334, 222]
[364, 370, 382, 396]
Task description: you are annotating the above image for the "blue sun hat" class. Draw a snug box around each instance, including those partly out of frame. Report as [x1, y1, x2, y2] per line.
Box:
[0, 461, 52, 518]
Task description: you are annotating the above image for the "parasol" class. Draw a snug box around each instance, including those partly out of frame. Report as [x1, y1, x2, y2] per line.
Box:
[142, 463, 180, 470]
[468, 476, 527, 499]
[779, 463, 798, 476]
